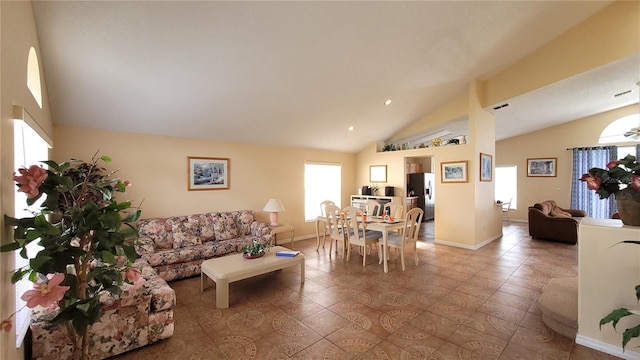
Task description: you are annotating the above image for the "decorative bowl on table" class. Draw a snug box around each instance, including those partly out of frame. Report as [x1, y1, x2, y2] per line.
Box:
[241, 240, 268, 259]
[243, 252, 265, 259]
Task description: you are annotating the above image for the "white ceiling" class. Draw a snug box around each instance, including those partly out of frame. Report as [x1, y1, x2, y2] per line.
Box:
[31, 1, 637, 153]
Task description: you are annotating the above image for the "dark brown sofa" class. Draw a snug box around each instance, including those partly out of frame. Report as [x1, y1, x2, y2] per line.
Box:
[528, 200, 586, 244]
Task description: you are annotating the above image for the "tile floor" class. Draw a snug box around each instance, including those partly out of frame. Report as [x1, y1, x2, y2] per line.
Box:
[113, 222, 621, 360]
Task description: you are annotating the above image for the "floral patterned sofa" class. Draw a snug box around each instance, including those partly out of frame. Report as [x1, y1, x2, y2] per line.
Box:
[134, 210, 273, 281]
[29, 258, 175, 359]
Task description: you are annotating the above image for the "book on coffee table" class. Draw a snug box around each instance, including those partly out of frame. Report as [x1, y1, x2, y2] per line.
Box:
[276, 250, 300, 257]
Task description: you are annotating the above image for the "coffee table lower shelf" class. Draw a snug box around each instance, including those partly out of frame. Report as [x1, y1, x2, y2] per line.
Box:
[200, 245, 305, 308]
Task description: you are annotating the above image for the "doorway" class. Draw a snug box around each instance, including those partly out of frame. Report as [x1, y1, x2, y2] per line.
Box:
[405, 156, 435, 222]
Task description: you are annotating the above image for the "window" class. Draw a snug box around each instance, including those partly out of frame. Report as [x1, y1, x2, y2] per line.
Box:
[598, 114, 640, 144]
[495, 166, 517, 210]
[618, 145, 636, 159]
[13, 119, 48, 346]
[27, 47, 43, 109]
[304, 162, 341, 221]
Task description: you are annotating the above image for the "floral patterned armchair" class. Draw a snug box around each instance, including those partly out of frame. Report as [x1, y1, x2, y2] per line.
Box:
[29, 258, 175, 359]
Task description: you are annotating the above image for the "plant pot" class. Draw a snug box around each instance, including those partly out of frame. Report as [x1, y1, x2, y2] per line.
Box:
[615, 188, 640, 226]
[243, 252, 265, 259]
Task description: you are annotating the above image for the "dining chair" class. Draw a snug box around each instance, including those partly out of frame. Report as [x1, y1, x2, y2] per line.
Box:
[343, 206, 382, 266]
[502, 197, 513, 224]
[316, 200, 336, 249]
[324, 204, 346, 257]
[383, 202, 404, 220]
[381, 207, 424, 271]
[365, 200, 382, 216]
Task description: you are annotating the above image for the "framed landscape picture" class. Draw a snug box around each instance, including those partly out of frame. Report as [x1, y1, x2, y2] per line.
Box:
[188, 156, 230, 190]
[527, 158, 557, 177]
[480, 153, 492, 182]
[441, 160, 468, 183]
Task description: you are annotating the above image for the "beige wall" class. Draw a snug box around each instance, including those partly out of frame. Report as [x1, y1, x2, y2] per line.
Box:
[357, 81, 503, 249]
[469, 80, 502, 247]
[52, 126, 356, 238]
[483, 1, 640, 108]
[1, 1, 54, 360]
[496, 104, 639, 221]
[578, 218, 640, 357]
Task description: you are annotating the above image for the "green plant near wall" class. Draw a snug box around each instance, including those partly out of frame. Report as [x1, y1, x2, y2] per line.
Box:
[599, 240, 640, 351]
[0, 153, 141, 360]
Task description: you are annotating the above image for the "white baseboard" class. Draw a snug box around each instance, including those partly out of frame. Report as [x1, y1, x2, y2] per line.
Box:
[505, 218, 527, 223]
[434, 233, 502, 250]
[575, 334, 640, 360]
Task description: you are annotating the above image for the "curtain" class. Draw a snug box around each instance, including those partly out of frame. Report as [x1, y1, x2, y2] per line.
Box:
[571, 146, 617, 218]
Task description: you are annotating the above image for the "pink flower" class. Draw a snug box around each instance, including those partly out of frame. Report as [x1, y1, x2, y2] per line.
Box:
[123, 180, 132, 187]
[122, 267, 140, 283]
[606, 160, 620, 170]
[580, 174, 601, 191]
[21, 273, 69, 309]
[13, 165, 48, 198]
[1, 319, 12, 333]
[630, 175, 640, 191]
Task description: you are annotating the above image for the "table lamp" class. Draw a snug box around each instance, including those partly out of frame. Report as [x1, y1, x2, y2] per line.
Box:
[263, 198, 285, 226]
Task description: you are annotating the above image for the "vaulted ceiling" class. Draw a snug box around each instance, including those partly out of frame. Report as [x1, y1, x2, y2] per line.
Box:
[32, 1, 636, 153]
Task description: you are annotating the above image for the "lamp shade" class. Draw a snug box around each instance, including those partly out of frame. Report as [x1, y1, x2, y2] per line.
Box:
[263, 199, 285, 212]
[263, 199, 285, 226]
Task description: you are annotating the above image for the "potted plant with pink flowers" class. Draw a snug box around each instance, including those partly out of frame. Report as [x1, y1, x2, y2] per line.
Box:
[0, 154, 141, 360]
[580, 154, 640, 226]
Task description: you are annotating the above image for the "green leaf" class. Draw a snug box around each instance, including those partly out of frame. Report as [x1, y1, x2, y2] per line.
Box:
[600, 308, 635, 330]
[59, 175, 74, 190]
[19, 246, 28, 259]
[40, 160, 61, 171]
[101, 250, 115, 264]
[100, 155, 112, 163]
[116, 182, 126, 192]
[623, 324, 640, 350]
[122, 209, 141, 223]
[636, 284, 640, 302]
[25, 229, 43, 242]
[4, 215, 23, 227]
[29, 255, 53, 271]
[122, 244, 139, 261]
[11, 268, 31, 283]
[116, 201, 132, 211]
[76, 302, 91, 315]
[0, 242, 21, 252]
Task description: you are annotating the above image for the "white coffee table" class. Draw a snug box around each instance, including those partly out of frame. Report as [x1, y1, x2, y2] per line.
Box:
[200, 245, 305, 308]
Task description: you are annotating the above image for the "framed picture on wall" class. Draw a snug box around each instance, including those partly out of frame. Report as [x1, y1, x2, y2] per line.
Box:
[369, 165, 387, 183]
[441, 161, 468, 183]
[527, 158, 557, 177]
[480, 153, 492, 182]
[188, 156, 230, 190]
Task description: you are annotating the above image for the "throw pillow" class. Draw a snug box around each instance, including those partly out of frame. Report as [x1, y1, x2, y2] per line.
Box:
[198, 213, 215, 242]
[550, 206, 572, 218]
[213, 213, 239, 240]
[237, 211, 254, 235]
[172, 218, 202, 248]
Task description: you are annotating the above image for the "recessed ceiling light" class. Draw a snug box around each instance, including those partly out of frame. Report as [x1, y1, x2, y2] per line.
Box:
[384, 99, 392, 106]
[348, 126, 354, 131]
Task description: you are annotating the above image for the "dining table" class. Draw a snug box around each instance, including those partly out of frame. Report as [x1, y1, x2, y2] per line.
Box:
[361, 216, 406, 273]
